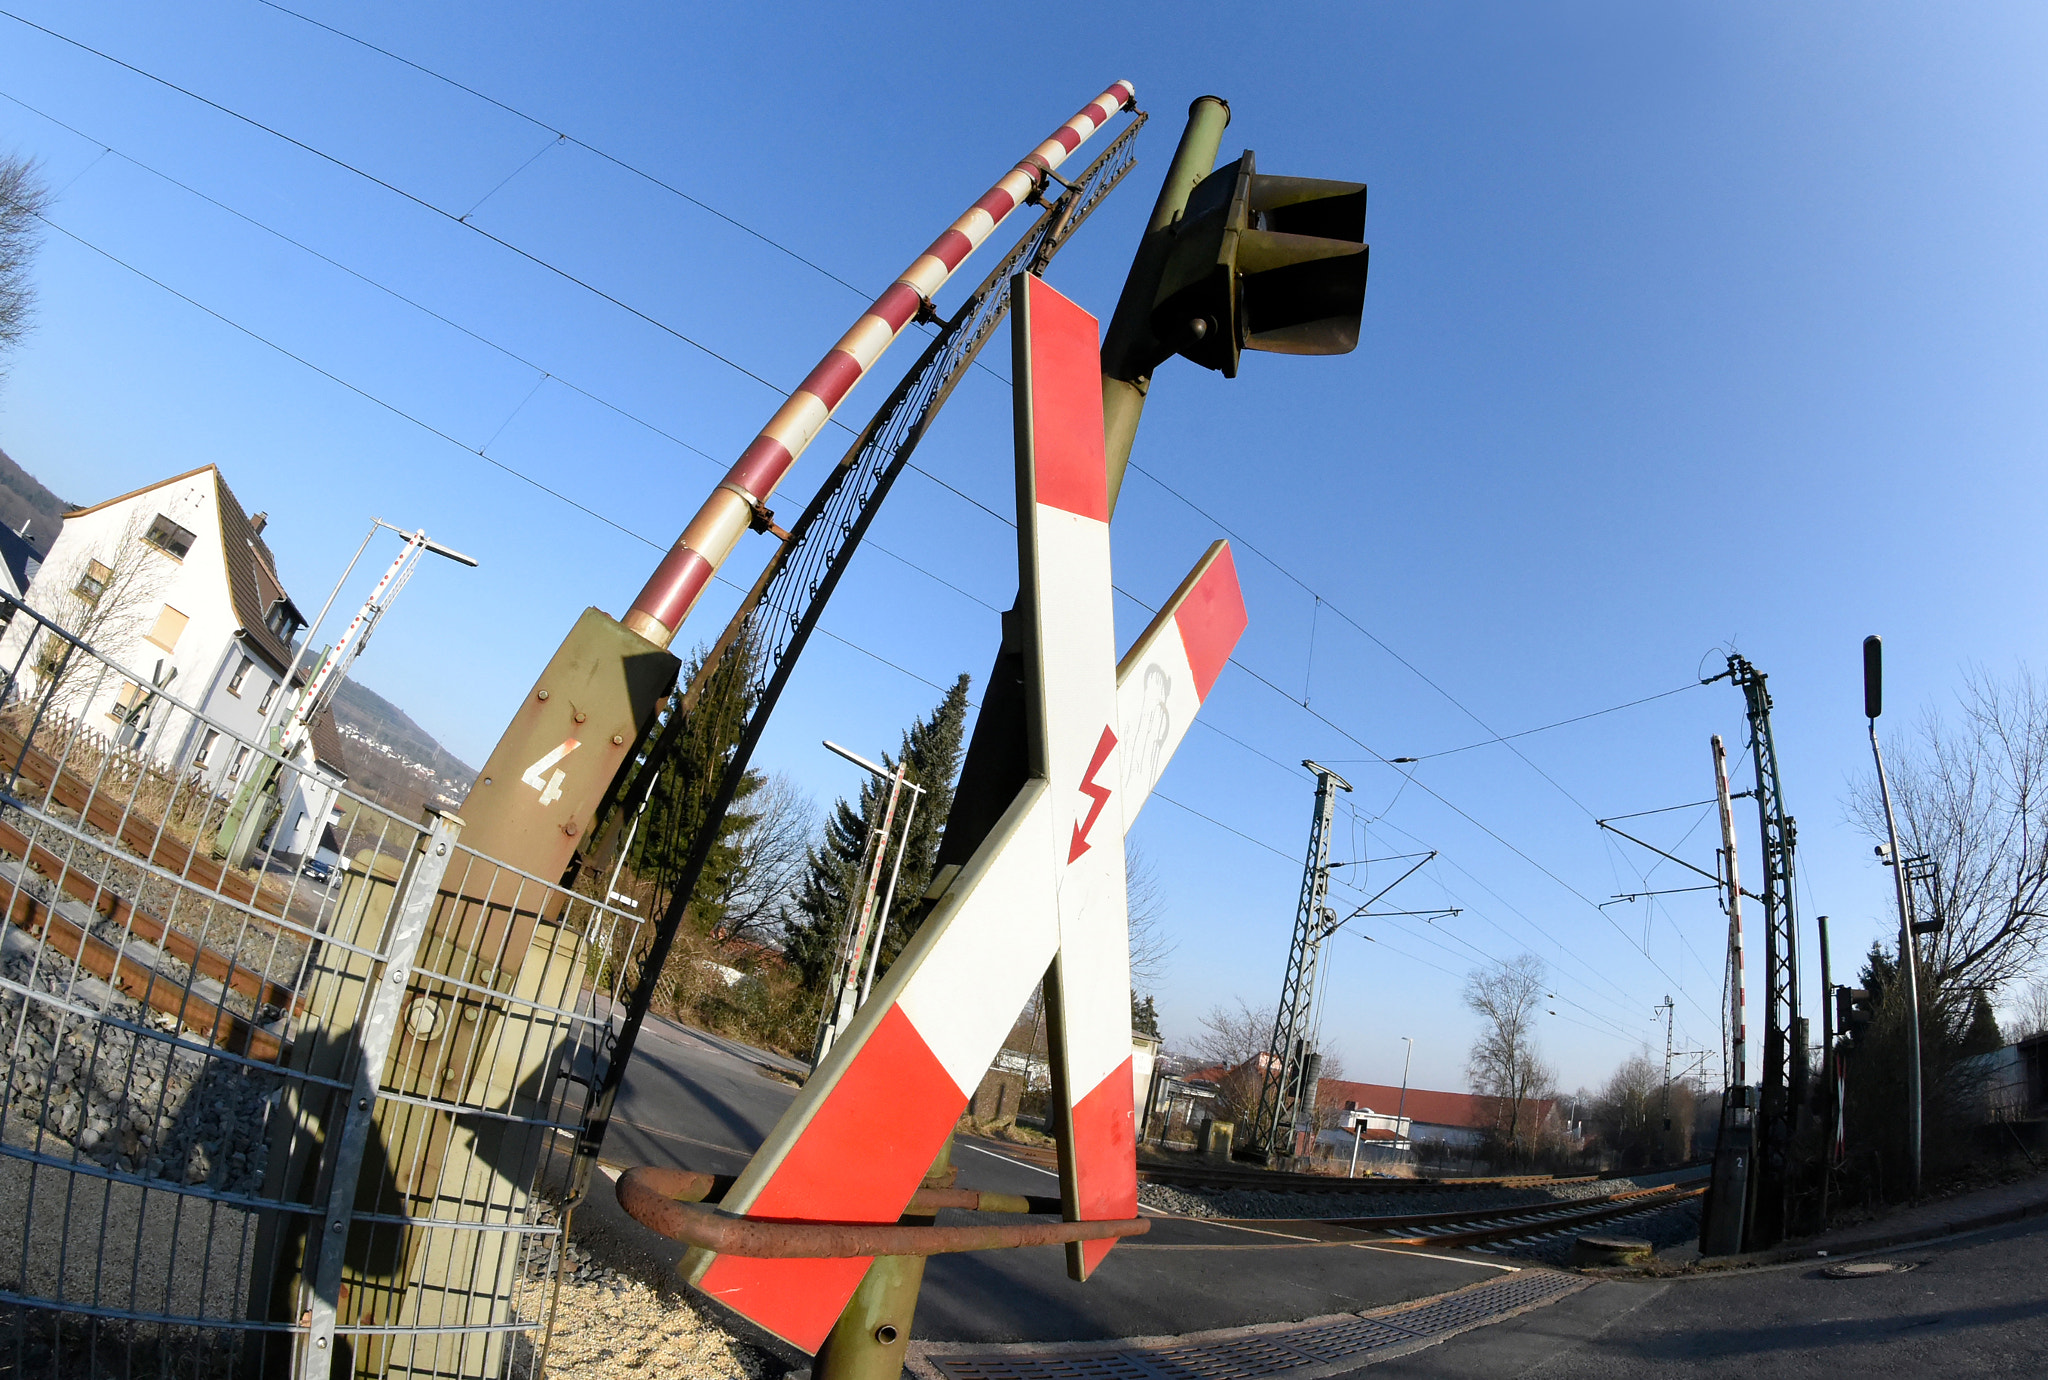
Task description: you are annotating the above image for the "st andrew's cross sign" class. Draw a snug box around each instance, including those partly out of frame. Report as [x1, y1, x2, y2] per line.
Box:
[683, 275, 1248, 1353]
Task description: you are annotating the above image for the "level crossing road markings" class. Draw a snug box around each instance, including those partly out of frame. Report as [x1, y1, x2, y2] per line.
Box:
[684, 275, 1248, 1353]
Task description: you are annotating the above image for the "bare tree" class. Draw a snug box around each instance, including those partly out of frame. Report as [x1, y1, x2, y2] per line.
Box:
[1125, 844, 1175, 993]
[1183, 998, 1274, 1127]
[20, 512, 171, 716]
[1848, 667, 2048, 996]
[1464, 953, 1555, 1156]
[1591, 1050, 1659, 1165]
[708, 771, 815, 946]
[0, 153, 48, 378]
[2004, 973, 2048, 1041]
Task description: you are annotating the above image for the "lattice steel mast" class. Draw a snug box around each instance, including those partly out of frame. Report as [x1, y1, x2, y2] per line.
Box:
[1251, 762, 1351, 1165]
[1714, 653, 1805, 1246]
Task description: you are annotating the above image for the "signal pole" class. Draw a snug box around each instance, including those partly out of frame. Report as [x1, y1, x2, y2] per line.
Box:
[1657, 994, 1675, 1146]
[1700, 734, 1754, 1254]
[1817, 912, 1837, 1226]
[1865, 635, 1923, 1198]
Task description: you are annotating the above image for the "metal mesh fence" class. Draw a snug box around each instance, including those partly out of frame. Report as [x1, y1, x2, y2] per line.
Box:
[0, 591, 649, 1378]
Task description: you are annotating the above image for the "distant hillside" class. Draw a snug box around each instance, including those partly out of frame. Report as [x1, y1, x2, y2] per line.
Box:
[328, 677, 476, 819]
[0, 446, 70, 557]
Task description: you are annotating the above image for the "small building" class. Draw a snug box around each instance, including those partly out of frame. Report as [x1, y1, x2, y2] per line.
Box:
[1315, 1077, 1557, 1157]
[1963, 1032, 2048, 1125]
[6, 465, 347, 862]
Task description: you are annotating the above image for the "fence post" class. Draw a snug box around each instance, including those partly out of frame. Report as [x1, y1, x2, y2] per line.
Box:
[303, 810, 465, 1371]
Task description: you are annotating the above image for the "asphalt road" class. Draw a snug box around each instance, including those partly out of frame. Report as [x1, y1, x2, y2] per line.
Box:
[1360, 1213, 2048, 1378]
[586, 1014, 1501, 1345]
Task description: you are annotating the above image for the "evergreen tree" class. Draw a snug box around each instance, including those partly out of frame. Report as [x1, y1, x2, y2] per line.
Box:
[627, 632, 764, 936]
[785, 675, 971, 994]
[1961, 989, 2004, 1056]
[1842, 940, 2008, 1196]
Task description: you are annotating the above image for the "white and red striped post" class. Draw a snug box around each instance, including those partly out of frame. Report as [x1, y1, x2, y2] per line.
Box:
[679, 276, 1245, 1354]
[621, 82, 1137, 649]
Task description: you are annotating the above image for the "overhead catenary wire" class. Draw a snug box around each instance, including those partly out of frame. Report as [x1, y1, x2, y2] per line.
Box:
[36, 210, 953, 716]
[0, 10, 877, 409]
[0, 86, 1006, 633]
[56, 192, 1706, 1040]
[6, 11, 1703, 931]
[9, 16, 1723, 1035]
[249, 0, 880, 302]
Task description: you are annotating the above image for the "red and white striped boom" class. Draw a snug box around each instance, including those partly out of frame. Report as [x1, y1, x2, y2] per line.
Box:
[621, 81, 1137, 647]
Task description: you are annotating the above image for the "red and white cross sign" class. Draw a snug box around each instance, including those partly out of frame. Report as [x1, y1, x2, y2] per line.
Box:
[683, 274, 1248, 1354]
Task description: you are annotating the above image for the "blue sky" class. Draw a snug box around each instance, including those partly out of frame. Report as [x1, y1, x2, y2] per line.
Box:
[4, 2, 2046, 1096]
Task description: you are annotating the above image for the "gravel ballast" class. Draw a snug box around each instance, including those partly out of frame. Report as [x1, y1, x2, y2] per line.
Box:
[520, 1242, 767, 1380]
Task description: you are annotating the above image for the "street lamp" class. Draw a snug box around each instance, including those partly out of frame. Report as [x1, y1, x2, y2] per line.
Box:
[812, 739, 927, 1063]
[1397, 1035, 1414, 1152]
[1864, 635, 1924, 1198]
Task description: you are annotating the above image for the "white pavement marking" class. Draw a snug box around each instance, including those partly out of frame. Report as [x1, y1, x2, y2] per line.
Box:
[1357, 1243, 1522, 1271]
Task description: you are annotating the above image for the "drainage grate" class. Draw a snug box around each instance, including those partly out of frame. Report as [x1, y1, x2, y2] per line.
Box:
[922, 1270, 1584, 1380]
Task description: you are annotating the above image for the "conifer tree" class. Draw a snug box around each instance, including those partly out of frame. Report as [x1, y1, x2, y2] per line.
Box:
[785, 674, 971, 994]
[628, 632, 765, 937]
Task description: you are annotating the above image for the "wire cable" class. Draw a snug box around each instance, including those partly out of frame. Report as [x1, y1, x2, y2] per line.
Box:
[249, 0, 879, 302]
[8, 16, 1718, 1026]
[0, 11, 841, 402]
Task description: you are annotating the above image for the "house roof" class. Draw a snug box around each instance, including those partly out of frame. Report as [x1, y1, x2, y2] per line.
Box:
[66, 465, 303, 675]
[308, 707, 348, 779]
[1318, 1078, 1556, 1132]
[0, 524, 41, 597]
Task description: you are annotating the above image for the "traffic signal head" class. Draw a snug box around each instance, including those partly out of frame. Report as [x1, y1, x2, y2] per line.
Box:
[1150, 151, 1369, 378]
[1863, 636, 1883, 719]
[1836, 986, 1874, 1040]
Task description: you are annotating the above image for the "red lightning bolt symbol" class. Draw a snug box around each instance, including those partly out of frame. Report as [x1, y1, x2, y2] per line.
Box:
[1068, 725, 1118, 863]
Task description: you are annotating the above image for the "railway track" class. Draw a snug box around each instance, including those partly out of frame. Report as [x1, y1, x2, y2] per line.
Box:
[977, 1137, 1650, 1196]
[1324, 1180, 1708, 1249]
[1139, 1160, 1599, 1196]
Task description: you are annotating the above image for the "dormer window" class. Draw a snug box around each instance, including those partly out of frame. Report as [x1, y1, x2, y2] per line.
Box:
[265, 600, 298, 638]
[144, 515, 195, 561]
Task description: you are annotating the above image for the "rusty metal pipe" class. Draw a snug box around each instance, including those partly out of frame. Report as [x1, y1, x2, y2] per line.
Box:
[616, 1166, 1144, 1258]
[621, 81, 1137, 648]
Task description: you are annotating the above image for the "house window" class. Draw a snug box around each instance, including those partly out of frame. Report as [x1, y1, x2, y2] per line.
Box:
[143, 514, 194, 560]
[74, 560, 113, 603]
[196, 729, 219, 766]
[256, 680, 277, 714]
[227, 745, 252, 781]
[227, 656, 253, 695]
[108, 681, 147, 725]
[146, 604, 188, 651]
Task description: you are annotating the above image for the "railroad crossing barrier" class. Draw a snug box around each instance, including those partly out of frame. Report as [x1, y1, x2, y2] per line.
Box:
[0, 590, 645, 1377]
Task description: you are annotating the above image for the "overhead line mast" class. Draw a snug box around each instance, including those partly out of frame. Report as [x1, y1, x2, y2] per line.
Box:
[1707, 653, 1805, 1247]
[1251, 762, 1349, 1166]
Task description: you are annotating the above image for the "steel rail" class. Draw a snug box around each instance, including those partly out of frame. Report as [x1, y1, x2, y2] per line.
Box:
[615, 1165, 1144, 1259]
[1371, 1184, 1707, 1248]
[1323, 1181, 1700, 1231]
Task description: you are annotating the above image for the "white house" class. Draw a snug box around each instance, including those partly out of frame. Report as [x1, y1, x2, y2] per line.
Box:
[8, 465, 348, 862]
